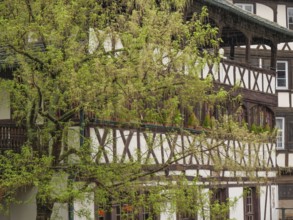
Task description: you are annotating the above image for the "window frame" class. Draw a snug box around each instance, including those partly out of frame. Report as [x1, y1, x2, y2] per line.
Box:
[276, 117, 285, 149]
[234, 3, 254, 13]
[243, 187, 259, 220]
[287, 7, 293, 29]
[276, 61, 288, 90]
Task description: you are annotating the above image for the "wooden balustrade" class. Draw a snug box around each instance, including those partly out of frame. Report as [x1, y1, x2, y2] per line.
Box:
[201, 59, 276, 95]
[0, 120, 26, 152]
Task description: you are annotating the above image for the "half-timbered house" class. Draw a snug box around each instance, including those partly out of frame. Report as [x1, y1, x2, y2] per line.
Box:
[226, 0, 293, 219]
[1, 0, 293, 219]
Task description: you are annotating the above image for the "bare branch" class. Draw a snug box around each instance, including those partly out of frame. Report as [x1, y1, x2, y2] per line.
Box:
[7, 44, 45, 68]
[38, 111, 59, 125]
[24, 0, 35, 22]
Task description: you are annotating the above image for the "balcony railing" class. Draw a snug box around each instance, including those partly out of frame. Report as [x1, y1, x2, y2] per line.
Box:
[0, 120, 26, 152]
[201, 59, 276, 95]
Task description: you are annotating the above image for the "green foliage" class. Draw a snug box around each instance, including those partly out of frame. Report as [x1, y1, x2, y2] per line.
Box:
[263, 123, 271, 133]
[0, 0, 273, 219]
[187, 112, 199, 128]
[250, 123, 273, 134]
[0, 147, 52, 212]
[203, 114, 211, 128]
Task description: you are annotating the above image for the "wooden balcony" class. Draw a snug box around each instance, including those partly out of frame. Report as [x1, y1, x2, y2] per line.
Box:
[201, 59, 277, 107]
[0, 120, 26, 152]
[88, 121, 277, 178]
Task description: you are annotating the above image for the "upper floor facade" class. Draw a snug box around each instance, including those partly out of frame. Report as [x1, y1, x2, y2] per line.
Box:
[1, 1, 293, 220]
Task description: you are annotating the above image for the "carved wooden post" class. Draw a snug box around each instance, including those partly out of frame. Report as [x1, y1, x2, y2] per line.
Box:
[245, 35, 252, 64]
[230, 44, 235, 60]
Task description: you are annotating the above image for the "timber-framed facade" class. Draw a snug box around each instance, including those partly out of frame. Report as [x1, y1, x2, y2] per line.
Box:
[1, 0, 293, 220]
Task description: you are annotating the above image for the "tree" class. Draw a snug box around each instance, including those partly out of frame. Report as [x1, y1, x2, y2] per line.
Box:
[0, 0, 274, 219]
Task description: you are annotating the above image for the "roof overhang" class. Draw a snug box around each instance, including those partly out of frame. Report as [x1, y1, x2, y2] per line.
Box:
[186, 0, 293, 46]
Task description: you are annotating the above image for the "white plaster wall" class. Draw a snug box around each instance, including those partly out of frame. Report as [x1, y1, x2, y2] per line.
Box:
[197, 188, 209, 220]
[88, 29, 123, 54]
[256, 4, 274, 21]
[202, 64, 209, 79]
[90, 127, 101, 161]
[288, 43, 293, 50]
[271, 185, 278, 219]
[198, 169, 210, 178]
[74, 193, 95, 220]
[251, 74, 256, 91]
[259, 186, 266, 220]
[229, 187, 244, 220]
[278, 43, 286, 50]
[277, 153, 286, 167]
[260, 186, 271, 219]
[117, 130, 126, 160]
[272, 78, 276, 94]
[51, 203, 68, 220]
[269, 143, 276, 167]
[160, 202, 176, 220]
[278, 92, 290, 107]
[50, 173, 70, 220]
[88, 28, 99, 54]
[1, 187, 38, 220]
[278, 42, 293, 50]
[259, 186, 277, 220]
[68, 126, 81, 163]
[0, 89, 10, 120]
[219, 63, 226, 83]
[288, 154, 293, 167]
[129, 132, 139, 161]
[243, 69, 249, 90]
[228, 67, 234, 86]
[250, 45, 258, 49]
[258, 73, 263, 92]
[0, 181, 71, 220]
[263, 74, 269, 93]
[277, 5, 287, 27]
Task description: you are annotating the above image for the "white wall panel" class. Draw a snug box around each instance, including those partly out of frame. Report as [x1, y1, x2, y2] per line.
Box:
[229, 187, 244, 220]
[74, 193, 95, 220]
[277, 5, 287, 27]
[9, 187, 37, 220]
[256, 4, 274, 21]
[278, 92, 290, 107]
[277, 153, 286, 167]
[271, 185, 278, 218]
[288, 154, 293, 167]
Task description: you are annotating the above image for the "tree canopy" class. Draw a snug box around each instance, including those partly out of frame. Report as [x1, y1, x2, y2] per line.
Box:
[0, 0, 273, 219]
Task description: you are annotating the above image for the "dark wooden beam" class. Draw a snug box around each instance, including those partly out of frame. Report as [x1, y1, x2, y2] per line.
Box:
[245, 35, 251, 64]
[230, 44, 235, 60]
[270, 41, 277, 70]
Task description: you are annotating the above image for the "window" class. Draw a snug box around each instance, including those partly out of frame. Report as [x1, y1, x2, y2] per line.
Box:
[276, 61, 288, 89]
[177, 213, 197, 220]
[244, 188, 259, 220]
[235, 3, 254, 13]
[96, 203, 150, 220]
[288, 8, 293, 29]
[276, 117, 285, 149]
[95, 193, 159, 220]
[250, 105, 274, 130]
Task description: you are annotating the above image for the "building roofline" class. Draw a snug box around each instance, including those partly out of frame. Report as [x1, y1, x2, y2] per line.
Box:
[203, 0, 293, 41]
